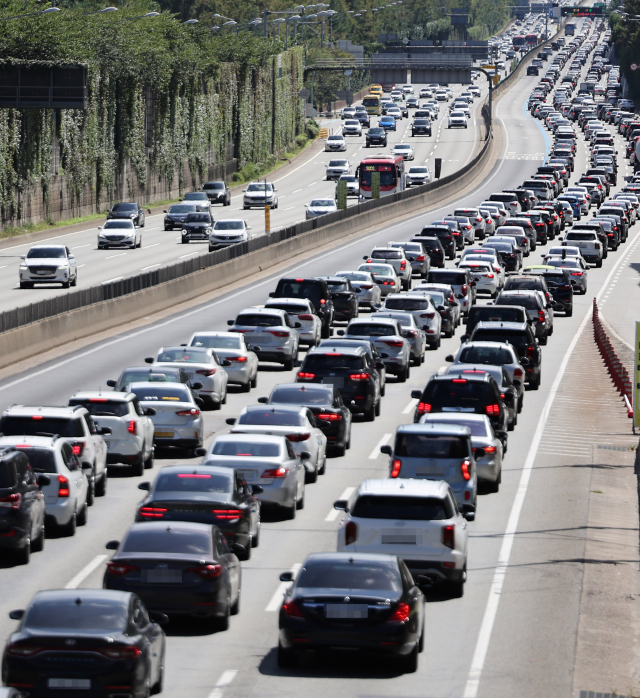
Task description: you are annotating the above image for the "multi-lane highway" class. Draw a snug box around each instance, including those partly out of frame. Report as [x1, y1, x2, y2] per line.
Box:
[0, 81, 490, 314]
[0, 14, 634, 698]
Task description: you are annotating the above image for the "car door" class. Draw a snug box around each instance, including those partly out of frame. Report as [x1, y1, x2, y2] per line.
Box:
[83, 413, 106, 473]
[306, 410, 326, 468]
[132, 397, 153, 456]
[20, 458, 44, 537]
[236, 475, 260, 537]
[61, 441, 87, 507]
[65, 246, 77, 277]
[216, 529, 240, 601]
[285, 439, 305, 496]
[131, 598, 161, 685]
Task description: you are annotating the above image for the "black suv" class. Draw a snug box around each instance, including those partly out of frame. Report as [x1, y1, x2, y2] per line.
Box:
[259, 383, 352, 457]
[410, 373, 509, 433]
[469, 321, 542, 389]
[415, 236, 445, 268]
[503, 274, 551, 304]
[366, 127, 387, 147]
[318, 338, 387, 395]
[461, 304, 529, 342]
[411, 118, 432, 136]
[295, 346, 382, 421]
[316, 276, 359, 322]
[0, 447, 49, 563]
[415, 225, 456, 259]
[107, 202, 145, 227]
[202, 181, 231, 206]
[523, 268, 574, 316]
[271, 278, 334, 338]
[181, 212, 214, 243]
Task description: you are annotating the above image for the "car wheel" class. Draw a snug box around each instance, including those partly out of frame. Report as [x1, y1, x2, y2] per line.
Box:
[286, 496, 297, 520]
[144, 447, 154, 470]
[305, 462, 318, 484]
[32, 523, 45, 552]
[319, 455, 326, 475]
[418, 622, 425, 652]
[333, 443, 346, 457]
[132, 454, 144, 477]
[321, 323, 331, 339]
[528, 374, 540, 390]
[71, 274, 77, 287]
[86, 478, 95, 506]
[181, 238, 188, 244]
[213, 598, 230, 632]
[278, 642, 298, 668]
[231, 587, 241, 614]
[77, 502, 88, 526]
[296, 488, 305, 510]
[375, 398, 381, 417]
[150, 666, 164, 696]
[251, 372, 258, 389]
[449, 573, 465, 598]
[398, 367, 408, 383]
[252, 523, 260, 548]
[164, 226, 171, 231]
[221, 388, 227, 405]
[241, 379, 251, 393]
[401, 642, 419, 673]
[283, 356, 294, 371]
[539, 334, 548, 346]
[565, 306, 573, 317]
[62, 280, 70, 288]
[95, 469, 108, 497]
[16, 537, 30, 565]
[62, 511, 77, 537]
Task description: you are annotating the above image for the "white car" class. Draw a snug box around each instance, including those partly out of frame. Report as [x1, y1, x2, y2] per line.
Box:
[365, 247, 412, 291]
[448, 110, 468, 128]
[325, 159, 350, 180]
[68, 392, 155, 476]
[19, 245, 78, 289]
[453, 208, 486, 238]
[543, 245, 584, 262]
[392, 143, 415, 160]
[561, 230, 603, 266]
[265, 297, 322, 347]
[469, 85, 481, 97]
[208, 219, 252, 250]
[342, 106, 356, 119]
[325, 134, 347, 152]
[419, 88, 433, 98]
[406, 166, 432, 186]
[336, 174, 359, 197]
[335, 478, 469, 595]
[478, 201, 508, 226]
[128, 382, 204, 454]
[243, 181, 278, 209]
[228, 404, 327, 483]
[306, 198, 338, 219]
[150, 345, 229, 410]
[458, 260, 499, 297]
[402, 84, 414, 94]
[357, 262, 401, 296]
[0, 435, 89, 535]
[188, 331, 259, 391]
[342, 119, 362, 136]
[97, 220, 141, 250]
[436, 89, 449, 101]
[335, 270, 382, 309]
[381, 293, 442, 347]
[386, 107, 402, 120]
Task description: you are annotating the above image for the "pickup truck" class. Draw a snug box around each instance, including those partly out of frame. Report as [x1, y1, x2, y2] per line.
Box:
[561, 230, 603, 267]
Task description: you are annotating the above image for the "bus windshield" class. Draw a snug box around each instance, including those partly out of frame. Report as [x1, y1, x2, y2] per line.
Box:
[360, 164, 397, 188]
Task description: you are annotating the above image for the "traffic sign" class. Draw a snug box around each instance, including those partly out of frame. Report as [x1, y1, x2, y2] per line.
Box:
[632, 63, 638, 72]
[299, 88, 310, 99]
[561, 6, 602, 15]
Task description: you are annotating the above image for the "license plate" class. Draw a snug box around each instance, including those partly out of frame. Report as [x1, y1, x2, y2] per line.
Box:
[239, 470, 256, 481]
[381, 534, 417, 544]
[442, 407, 475, 412]
[143, 569, 182, 584]
[322, 377, 344, 388]
[416, 466, 445, 477]
[325, 604, 368, 619]
[48, 679, 91, 690]
[154, 431, 174, 438]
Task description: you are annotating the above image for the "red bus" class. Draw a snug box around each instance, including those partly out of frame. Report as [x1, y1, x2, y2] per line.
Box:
[525, 33, 539, 48]
[512, 35, 526, 50]
[356, 155, 406, 199]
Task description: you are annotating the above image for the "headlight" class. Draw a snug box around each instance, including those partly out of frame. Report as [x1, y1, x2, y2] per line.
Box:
[130, 213, 136, 218]
[58, 265, 68, 270]
[19, 265, 27, 270]
[98, 232, 106, 237]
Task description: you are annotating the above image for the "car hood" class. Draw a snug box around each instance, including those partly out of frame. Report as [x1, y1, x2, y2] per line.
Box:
[148, 492, 236, 504]
[25, 257, 67, 265]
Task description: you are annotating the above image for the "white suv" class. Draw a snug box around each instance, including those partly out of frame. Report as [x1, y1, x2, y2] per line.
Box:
[0, 405, 108, 504]
[243, 182, 278, 209]
[68, 392, 155, 477]
[335, 478, 470, 597]
[19, 245, 78, 289]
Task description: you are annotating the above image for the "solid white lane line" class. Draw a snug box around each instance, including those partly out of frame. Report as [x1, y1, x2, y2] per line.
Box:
[0, 265, 7, 270]
[105, 253, 126, 260]
[102, 276, 123, 284]
[141, 264, 160, 271]
[402, 399, 418, 414]
[179, 251, 199, 258]
[71, 244, 90, 249]
[265, 562, 302, 611]
[207, 670, 238, 698]
[325, 486, 355, 522]
[368, 433, 392, 460]
[65, 555, 108, 589]
[145, 243, 159, 249]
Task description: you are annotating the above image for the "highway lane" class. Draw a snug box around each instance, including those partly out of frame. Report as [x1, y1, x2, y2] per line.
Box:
[0, 27, 630, 698]
[0, 81, 489, 314]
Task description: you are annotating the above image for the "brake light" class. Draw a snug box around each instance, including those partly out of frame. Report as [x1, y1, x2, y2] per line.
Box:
[282, 600, 304, 618]
[187, 564, 222, 578]
[442, 525, 455, 549]
[72, 443, 85, 457]
[297, 314, 314, 321]
[317, 413, 342, 421]
[176, 408, 200, 416]
[461, 284, 468, 296]
[349, 373, 371, 381]
[389, 602, 410, 622]
[100, 646, 142, 660]
[417, 402, 431, 415]
[571, 271, 583, 276]
[484, 446, 497, 454]
[267, 331, 290, 338]
[320, 299, 326, 305]
[106, 562, 139, 576]
[486, 404, 500, 416]
[485, 273, 495, 278]
[420, 313, 435, 319]
[196, 369, 216, 376]
[227, 356, 248, 362]
[262, 467, 289, 478]
[461, 458, 472, 480]
[345, 521, 358, 545]
[360, 284, 373, 290]
[400, 261, 407, 269]
[0, 493, 21, 509]
[416, 255, 425, 261]
[538, 310, 545, 322]
[383, 340, 403, 347]
[89, 398, 108, 403]
[514, 368, 523, 378]
[286, 433, 310, 442]
[31, 415, 43, 420]
[390, 459, 402, 478]
[127, 420, 137, 435]
[139, 507, 167, 518]
[527, 345, 536, 357]
[57, 475, 69, 498]
[297, 372, 315, 380]
[6, 643, 43, 657]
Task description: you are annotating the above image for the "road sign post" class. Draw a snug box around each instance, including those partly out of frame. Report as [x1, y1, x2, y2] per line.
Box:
[372, 171, 380, 199]
[265, 205, 271, 234]
[337, 180, 348, 209]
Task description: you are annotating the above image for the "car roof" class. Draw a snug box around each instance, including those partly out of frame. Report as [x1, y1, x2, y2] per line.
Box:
[2, 405, 84, 417]
[303, 552, 399, 565]
[71, 391, 133, 402]
[266, 298, 311, 306]
[213, 433, 287, 444]
[307, 345, 363, 357]
[33, 589, 131, 605]
[397, 422, 472, 436]
[474, 321, 529, 330]
[238, 307, 288, 317]
[242, 404, 306, 415]
[0, 435, 63, 449]
[356, 478, 448, 497]
[191, 331, 243, 338]
[350, 317, 398, 326]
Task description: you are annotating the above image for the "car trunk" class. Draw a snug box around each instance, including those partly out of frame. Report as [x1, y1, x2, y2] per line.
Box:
[351, 517, 446, 557]
[140, 401, 197, 434]
[297, 590, 401, 627]
[110, 553, 217, 590]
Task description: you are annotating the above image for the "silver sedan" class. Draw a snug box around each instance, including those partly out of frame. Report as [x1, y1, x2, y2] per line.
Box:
[188, 331, 258, 392]
[373, 311, 427, 366]
[202, 434, 307, 518]
[357, 263, 401, 296]
[335, 270, 382, 309]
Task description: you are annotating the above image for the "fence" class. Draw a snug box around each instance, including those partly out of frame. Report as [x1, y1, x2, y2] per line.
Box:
[592, 299, 633, 418]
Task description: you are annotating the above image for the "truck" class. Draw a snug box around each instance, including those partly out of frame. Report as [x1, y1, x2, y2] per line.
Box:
[565, 22, 576, 36]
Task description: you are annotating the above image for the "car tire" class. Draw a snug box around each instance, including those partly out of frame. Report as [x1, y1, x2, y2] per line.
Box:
[181, 238, 188, 244]
[278, 642, 298, 668]
[305, 463, 318, 484]
[296, 488, 305, 510]
[96, 470, 107, 497]
[319, 455, 327, 474]
[596, 258, 603, 268]
[62, 511, 77, 537]
[77, 502, 88, 526]
[286, 497, 297, 520]
[398, 367, 408, 383]
[16, 538, 30, 565]
[19, 282, 33, 289]
[252, 523, 260, 548]
[32, 523, 45, 552]
[401, 643, 419, 673]
[213, 599, 230, 632]
[164, 226, 171, 231]
[241, 379, 251, 393]
[449, 576, 465, 599]
[144, 447, 154, 470]
[62, 280, 70, 289]
[132, 455, 144, 477]
[375, 398, 381, 417]
[539, 334, 548, 346]
[321, 323, 331, 339]
[151, 667, 164, 696]
[528, 374, 540, 390]
[251, 372, 258, 389]
[283, 356, 294, 371]
[333, 443, 346, 457]
[565, 306, 573, 317]
[71, 275, 78, 287]
[231, 587, 241, 614]
[86, 478, 95, 506]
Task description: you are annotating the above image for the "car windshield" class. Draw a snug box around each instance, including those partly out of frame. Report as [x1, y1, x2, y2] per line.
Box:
[0, 416, 84, 438]
[325, 280, 349, 291]
[303, 354, 364, 371]
[567, 233, 596, 241]
[191, 335, 242, 350]
[204, 182, 224, 189]
[104, 221, 134, 229]
[394, 145, 410, 151]
[112, 203, 137, 212]
[183, 193, 208, 200]
[27, 247, 65, 259]
[168, 205, 195, 213]
[24, 599, 128, 633]
[328, 160, 347, 167]
[122, 528, 212, 555]
[385, 297, 429, 311]
[310, 200, 334, 207]
[327, 136, 343, 141]
[185, 214, 211, 223]
[235, 314, 283, 327]
[371, 250, 401, 259]
[211, 441, 281, 457]
[214, 221, 244, 230]
[428, 271, 465, 284]
[409, 168, 429, 174]
[16, 448, 57, 473]
[155, 471, 233, 494]
[459, 346, 514, 365]
[296, 560, 402, 592]
[429, 418, 489, 437]
[424, 291, 446, 305]
[68, 399, 130, 417]
[129, 386, 192, 402]
[424, 380, 495, 408]
[395, 433, 468, 457]
[157, 349, 209, 363]
[340, 176, 357, 182]
[369, 128, 384, 135]
[119, 370, 177, 386]
[545, 259, 580, 269]
[351, 495, 453, 521]
[348, 323, 395, 337]
[274, 280, 324, 307]
[270, 386, 332, 406]
[472, 329, 528, 346]
[238, 410, 305, 427]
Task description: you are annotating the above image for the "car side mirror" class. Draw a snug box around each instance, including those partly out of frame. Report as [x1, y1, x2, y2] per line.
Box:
[251, 485, 264, 494]
[268, 292, 275, 297]
[195, 397, 205, 408]
[474, 447, 486, 459]
[9, 609, 24, 621]
[163, 210, 168, 213]
[445, 354, 454, 362]
[149, 611, 169, 626]
[336, 330, 345, 337]
[520, 357, 530, 366]
[20, 255, 25, 260]
[100, 427, 112, 436]
[411, 389, 422, 400]
[437, 305, 446, 312]
[416, 575, 434, 588]
[232, 543, 246, 557]
[37, 474, 51, 488]
[257, 397, 268, 404]
[462, 504, 476, 522]
[226, 418, 236, 425]
[105, 540, 120, 550]
[98, 226, 103, 230]
[191, 382, 203, 390]
[294, 322, 302, 329]
[460, 334, 469, 342]
[496, 430, 508, 444]
[333, 499, 349, 512]
[222, 360, 232, 367]
[138, 481, 151, 490]
[300, 451, 311, 460]
[380, 445, 392, 456]
[106, 379, 116, 388]
[194, 447, 207, 457]
[227, 320, 234, 326]
[144, 357, 155, 365]
[279, 571, 295, 582]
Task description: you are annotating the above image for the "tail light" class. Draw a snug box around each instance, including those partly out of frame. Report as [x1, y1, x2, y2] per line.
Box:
[297, 372, 315, 380]
[187, 564, 222, 578]
[0, 493, 21, 509]
[267, 331, 290, 338]
[571, 271, 584, 276]
[442, 525, 455, 549]
[360, 284, 373, 290]
[320, 299, 326, 305]
[345, 521, 358, 545]
[72, 442, 85, 458]
[6, 643, 43, 657]
[282, 600, 304, 618]
[486, 404, 500, 416]
[100, 645, 142, 660]
[461, 284, 468, 296]
[317, 413, 342, 421]
[176, 408, 200, 416]
[106, 562, 139, 576]
[297, 314, 314, 321]
[286, 433, 310, 442]
[196, 369, 216, 376]
[383, 340, 403, 347]
[485, 273, 495, 278]
[58, 475, 69, 498]
[349, 373, 371, 381]
[527, 345, 536, 357]
[538, 310, 545, 322]
[262, 467, 289, 478]
[139, 507, 167, 518]
[390, 459, 402, 478]
[514, 368, 523, 378]
[420, 313, 435, 319]
[400, 261, 407, 269]
[416, 255, 425, 261]
[484, 446, 497, 454]
[404, 330, 418, 338]
[127, 420, 137, 435]
[227, 356, 248, 362]
[388, 602, 410, 622]
[417, 402, 431, 415]
[461, 459, 472, 480]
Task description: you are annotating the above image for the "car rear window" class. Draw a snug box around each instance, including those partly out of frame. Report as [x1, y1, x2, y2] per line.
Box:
[122, 528, 212, 555]
[505, 278, 542, 291]
[296, 560, 402, 592]
[129, 386, 192, 402]
[238, 410, 305, 427]
[191, 335, 242, 350]
[0, 416, 84, 438]
[303, 354, 365, 371]
[270, 386, 333, 405]
[274, 280, 325, 307]
[371, 250, 401, 259]
[211, 441, 280, 457]
[566, 233, 597, 240]
[24, 600, 128, 633]
[458, 346, 514, 365]
[68, 399, 130, 417]
[424, 379, 495, 408]
[395, 433, 468, 458]
[497, 295, 539, 310]
[385, 297, 429, 311]
[235, 314, 283, 327]
[420, 227, 450, 237]
[468, 307, 524, 325]
[471, 329, 528, 346]
[157, 349, 209, 363]
[347, 323, 395, 337]
[350, 495, 453, 520]
[155, 472, 233, 494]
[267, 303, 309, 315]
[0, 461, 17, 487]
[119, 370, 178, 386]
[428, 271, 466, 285]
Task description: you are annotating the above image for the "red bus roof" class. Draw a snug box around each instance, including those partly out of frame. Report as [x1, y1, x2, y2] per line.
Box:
[360, 155, 404, 165]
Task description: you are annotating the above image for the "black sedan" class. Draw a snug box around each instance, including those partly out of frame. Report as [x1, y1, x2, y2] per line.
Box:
[261, 382, 352, 457]
[203, 180, 231, 206]
[317, 276, 359, 322]
[3, 589, 165, 697]
[415, 236, 445, 268]
[277, 553, 425, 672]
[107, 202, 145, 227]
[181, 212, 214, 244]
[103, 521, 242, 628]
[135, 465, 261, 559]
[365, 127, 387, 147]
